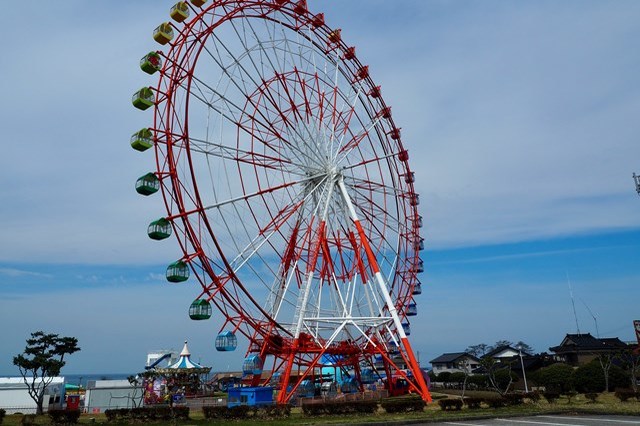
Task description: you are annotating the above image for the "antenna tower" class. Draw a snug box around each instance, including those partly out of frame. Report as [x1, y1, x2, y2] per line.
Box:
[566, 272, 580, 334]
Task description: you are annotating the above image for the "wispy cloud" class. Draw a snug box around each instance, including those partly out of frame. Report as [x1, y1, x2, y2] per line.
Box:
[0, 268, 52, 279]
[427, 244, 632, 266]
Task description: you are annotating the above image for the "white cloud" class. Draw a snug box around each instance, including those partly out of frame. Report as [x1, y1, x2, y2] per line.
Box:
[0, 268, 52, 279]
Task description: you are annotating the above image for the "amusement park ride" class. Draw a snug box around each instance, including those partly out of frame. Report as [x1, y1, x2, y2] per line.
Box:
[131, 0, 430, 403]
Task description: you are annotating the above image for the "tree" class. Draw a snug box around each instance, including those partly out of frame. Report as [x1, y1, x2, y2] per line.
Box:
[529, 363, 574, 393]
[126, 376, 145, 408]
[616, 349, 640, 392]
[573, 360, 605, 393]
[465, 343, 490, 358]
[479, 357, 517, 395]
[490, 340, 514, 351]
[13, 331, 80, 415]
[597, 353, 614, 392]
[573, 359, 630, 393]
[515, 341, 534, 355]
[456, 359, 473, 399]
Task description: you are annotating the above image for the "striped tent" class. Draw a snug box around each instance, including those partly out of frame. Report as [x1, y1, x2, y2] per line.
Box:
[156, 341, 211, 375]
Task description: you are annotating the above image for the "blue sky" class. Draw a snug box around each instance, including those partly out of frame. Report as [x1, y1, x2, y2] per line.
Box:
[1, 0, 639, 375]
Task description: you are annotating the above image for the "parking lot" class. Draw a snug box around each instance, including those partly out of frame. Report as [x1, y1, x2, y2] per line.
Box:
[425, 414, 640, 425]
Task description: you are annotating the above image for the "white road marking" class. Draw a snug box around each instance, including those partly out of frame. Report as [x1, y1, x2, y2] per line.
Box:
[539, 416, 640, 425]
[495, 418, 582, 425]
[444, 423, 488, 426]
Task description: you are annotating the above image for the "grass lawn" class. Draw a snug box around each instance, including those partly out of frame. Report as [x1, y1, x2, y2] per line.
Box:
[2, 392, 639, 425]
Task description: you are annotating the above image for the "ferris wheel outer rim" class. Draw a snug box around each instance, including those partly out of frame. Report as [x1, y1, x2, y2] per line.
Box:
[145, 0, 427, 401]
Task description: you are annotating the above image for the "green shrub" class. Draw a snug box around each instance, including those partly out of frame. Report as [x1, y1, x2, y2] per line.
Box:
[202, 406, 228, 420]
[503, 393, 525, 406]
[463, 397, 483, 409]
[584, 392, 599, 403]
[437, 371, 452, 383]
[543, 391, 560, 404]
[530, 363, 574, 393]
[483, 396, 507, 408]
[260, 404, 291, 418]
[104, 406, 189, 422]
[614, 389, 636, 402]
[302, 400, 378, 416]
[574, 360, 631, 393]
[573, 361, 604, 393]
[524, 391, 541, 402]
[20, 414, 36, 425]
[380, 396, 425, 413]
[468, 374, 489, 388]
[438, 399, 463, 411]
[564, 390, 578, 404]
[48, 409, 80, 424]
[228, 405, 251, 418]
[203, 404, 290, 419]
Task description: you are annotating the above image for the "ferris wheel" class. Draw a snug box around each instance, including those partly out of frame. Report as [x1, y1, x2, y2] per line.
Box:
[132, 0, 430, 403]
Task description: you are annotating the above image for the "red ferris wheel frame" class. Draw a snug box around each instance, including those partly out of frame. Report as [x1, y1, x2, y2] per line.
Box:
[134, 0, 429, 403]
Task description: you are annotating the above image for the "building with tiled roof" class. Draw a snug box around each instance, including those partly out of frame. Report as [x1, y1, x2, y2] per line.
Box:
[549, 333, 628, 365]
[430, 352, 480, 375]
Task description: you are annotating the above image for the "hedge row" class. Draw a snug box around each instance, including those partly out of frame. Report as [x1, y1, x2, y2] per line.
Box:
[48, 409, 81, 425]
[438, 399, 463, 411]
[614, 389, 640, 402]
[380, 396, 426, 413]
[301, 400, 379, 415]
[202, 404, 291, 420]
[438, 393, 542, 411]
[104, 406, 189, 422]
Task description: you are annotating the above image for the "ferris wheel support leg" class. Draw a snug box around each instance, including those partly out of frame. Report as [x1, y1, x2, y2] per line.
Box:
[336, 178, 431, 402]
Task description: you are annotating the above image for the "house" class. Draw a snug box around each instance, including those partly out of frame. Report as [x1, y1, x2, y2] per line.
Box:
[483, 345, 528, 361]
[430, 352, 480, 376]
[549, 333, 629, 366]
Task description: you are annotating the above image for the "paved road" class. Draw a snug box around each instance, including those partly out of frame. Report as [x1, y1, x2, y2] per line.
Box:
[424, 414, 640, 426]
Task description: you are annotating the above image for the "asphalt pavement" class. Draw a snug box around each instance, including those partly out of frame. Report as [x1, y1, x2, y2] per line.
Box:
[423, 414, 640, 426]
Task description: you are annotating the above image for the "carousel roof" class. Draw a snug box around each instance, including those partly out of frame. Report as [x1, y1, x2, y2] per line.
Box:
[156, 341, 211, 374]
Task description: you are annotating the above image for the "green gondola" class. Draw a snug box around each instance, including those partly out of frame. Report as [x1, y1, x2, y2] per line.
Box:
[135, 173, 160, 196]
[130, 128, 153, 151]
[132, 87, 154, 110]
[166, 260, 190, 282]
[147, 218, 172, 240]
[189, 299, 212, 320]
[140, 52, 162, 75]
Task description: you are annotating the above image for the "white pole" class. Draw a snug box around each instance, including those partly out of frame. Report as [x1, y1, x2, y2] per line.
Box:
[518, 347, 529, 393]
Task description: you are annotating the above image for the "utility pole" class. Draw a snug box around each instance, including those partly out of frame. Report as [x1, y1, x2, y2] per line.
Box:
[517, 345, 529, 393]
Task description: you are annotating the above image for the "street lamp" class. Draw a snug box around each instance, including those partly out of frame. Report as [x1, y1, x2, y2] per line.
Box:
[517, 346, 529, 393]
